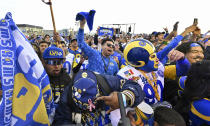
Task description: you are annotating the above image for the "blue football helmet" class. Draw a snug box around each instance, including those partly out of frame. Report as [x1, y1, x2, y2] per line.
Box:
[123, 39, 159, 72]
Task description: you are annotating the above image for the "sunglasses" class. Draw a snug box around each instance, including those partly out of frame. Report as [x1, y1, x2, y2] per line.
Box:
[45, 60, 63, 65]
[107, 43, 115, 48]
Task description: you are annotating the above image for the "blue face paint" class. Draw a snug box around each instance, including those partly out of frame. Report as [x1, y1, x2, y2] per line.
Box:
[190, 43, 200, 47]
[137, 53, 158, 72]
[136, 59, 158, 72]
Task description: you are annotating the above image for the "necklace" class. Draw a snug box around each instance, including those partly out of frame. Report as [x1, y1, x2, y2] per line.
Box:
[139, 70, 160, 101]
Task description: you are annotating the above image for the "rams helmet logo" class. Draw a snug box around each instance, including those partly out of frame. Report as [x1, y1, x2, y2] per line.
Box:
[124, 39, 155, 68]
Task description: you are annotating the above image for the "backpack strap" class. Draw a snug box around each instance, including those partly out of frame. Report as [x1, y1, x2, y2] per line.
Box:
[94, 73, 112, 96]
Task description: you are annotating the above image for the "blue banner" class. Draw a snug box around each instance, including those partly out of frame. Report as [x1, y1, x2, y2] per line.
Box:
[98, 27, 114, 37]
[0, 12, 54, 126]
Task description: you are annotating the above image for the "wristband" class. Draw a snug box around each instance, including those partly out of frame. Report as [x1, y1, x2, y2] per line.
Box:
[122, 93, 127, 107]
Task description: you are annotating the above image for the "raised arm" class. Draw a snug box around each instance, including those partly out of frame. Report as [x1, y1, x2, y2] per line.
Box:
[157, 35, 183, 62]
[77, 19, 97, 57]
[157, 25, 197, 62]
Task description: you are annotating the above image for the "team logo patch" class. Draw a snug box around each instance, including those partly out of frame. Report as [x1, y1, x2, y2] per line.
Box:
[49, 50, 62, 56]
[75, 92, 81, 99]
[82, 72, 88, 78]
[110, 62, 114, 66]
[139, 41, 146, 46]
[124, 69, 134, 77]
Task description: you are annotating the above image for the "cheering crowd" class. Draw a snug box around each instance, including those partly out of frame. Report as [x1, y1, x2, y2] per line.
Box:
[0, 10, 210, 126]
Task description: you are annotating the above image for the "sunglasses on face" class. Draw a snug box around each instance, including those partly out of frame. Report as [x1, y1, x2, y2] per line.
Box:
[107, 43, 115, 48]
[45, 60, 63, 65]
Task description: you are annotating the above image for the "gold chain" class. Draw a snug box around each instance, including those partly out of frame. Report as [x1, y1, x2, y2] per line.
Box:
[139, 70, 160, 101]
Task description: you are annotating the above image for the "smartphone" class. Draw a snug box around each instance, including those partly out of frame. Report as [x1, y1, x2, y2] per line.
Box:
[173, 21, 179, 31]
[193, 18, 198, 25]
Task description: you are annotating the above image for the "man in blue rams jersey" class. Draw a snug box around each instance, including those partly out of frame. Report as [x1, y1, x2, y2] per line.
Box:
[68, 39, 82, 56]
[68, 39, 82, 68]
[77, 19, 119, 75]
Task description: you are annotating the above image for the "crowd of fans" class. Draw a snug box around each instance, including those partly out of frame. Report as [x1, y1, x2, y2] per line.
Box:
[1, 18, 210, 126]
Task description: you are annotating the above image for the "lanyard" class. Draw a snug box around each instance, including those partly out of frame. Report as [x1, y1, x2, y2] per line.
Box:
[101, 53, 110, 73]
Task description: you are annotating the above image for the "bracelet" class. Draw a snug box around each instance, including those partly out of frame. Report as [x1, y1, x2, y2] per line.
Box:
[121, 93, 127, 107]
[122, 90, 134, 106]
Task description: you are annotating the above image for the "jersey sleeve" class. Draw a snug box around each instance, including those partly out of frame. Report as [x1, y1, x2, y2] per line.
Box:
[164, 58, 190, 80]
[176, 58, 191, 77]
[164, 65, 176, 80]
[157, 35, 183, 62]
[103, 75, 144, 107]
[77, 29, 97, 57]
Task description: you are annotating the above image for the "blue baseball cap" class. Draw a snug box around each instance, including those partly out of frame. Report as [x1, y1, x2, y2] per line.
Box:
[72, 70, 99, 110]
[151, 31, 158, 35]
[42, 47, 64, 59]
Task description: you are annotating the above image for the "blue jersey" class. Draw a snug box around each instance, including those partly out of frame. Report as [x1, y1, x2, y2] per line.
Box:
[68, 47, 82, 55]
[68, 47, 82, 68]
[63, 53, 89, 76]
[111, 51, 128, 69]
[77, 29, 119, 75]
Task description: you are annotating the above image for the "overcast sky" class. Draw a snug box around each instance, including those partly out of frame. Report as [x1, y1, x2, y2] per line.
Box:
[1, 0, 210, 34]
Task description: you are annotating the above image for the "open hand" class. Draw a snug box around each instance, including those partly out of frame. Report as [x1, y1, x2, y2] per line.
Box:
[181, 25, 197, 37]
[185, 25, 197, 33]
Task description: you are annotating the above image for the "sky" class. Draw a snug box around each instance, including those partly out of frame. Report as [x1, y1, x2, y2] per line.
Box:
[1, 0, 210, 34]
